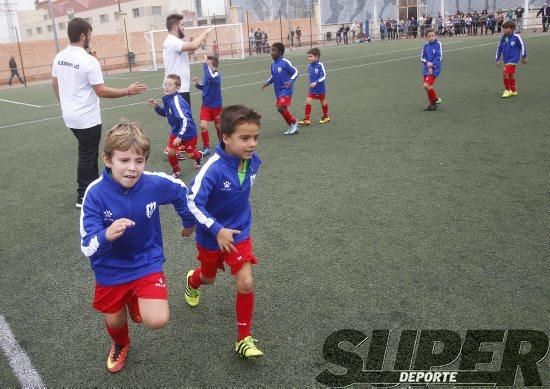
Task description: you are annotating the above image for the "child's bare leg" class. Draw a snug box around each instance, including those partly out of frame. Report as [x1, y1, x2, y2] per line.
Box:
[138, 299, 169, 329]
[214, 119, 222, 141]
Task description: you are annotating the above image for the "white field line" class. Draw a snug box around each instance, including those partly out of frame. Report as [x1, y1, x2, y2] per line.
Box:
[0, 315, 44, 387]
[0, 98, 42, 108]
[0, 37, 542, 130]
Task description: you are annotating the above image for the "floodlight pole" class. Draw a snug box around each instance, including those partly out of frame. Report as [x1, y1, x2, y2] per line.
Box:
[12, 27, 27, 87]
[47, 0, 60, 52]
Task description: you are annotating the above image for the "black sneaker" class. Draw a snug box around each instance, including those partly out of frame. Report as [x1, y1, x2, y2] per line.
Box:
[423, 104, 435, 111]
[432, 98, 441, 110]
[76, 196, 83, 208]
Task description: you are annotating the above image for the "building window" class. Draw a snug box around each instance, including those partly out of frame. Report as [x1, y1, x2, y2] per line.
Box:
[195, 0, 202, 17]
[37, 27, 43, 34]
[43, 14, 48, 20]
[151, 6, 161, 15]
[27, 28, 33, 36]
[58, 22, 65, 30]
[100, 14, 109, 23]
[47, 25, 53, 32]
[132, 8, 142, 17]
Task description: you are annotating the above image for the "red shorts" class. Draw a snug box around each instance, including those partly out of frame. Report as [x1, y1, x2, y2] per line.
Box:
[167, 134, 198, 153]
[503, 64, 517, 75]
[196, 238, 258, 278]
[307, 93, 326, 100]
[423, 75, 437, 86]
[93, 272, 168, 314]
[276, 96, 292, 107]
[200, 106, 222, 121]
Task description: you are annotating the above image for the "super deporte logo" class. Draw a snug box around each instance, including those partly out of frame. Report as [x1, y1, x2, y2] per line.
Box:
[316, 329, 549, 387]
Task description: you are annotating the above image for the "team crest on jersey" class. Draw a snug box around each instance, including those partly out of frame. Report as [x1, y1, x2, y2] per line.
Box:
[277, 67, 283, 73]
[146, 202, 157, 218]
[250, 174, 257, 187]
[103, 209, 114, 223]
[511, 41, 516, 46]
[315, 68, 319, 74]
[222, 180, 232, 191]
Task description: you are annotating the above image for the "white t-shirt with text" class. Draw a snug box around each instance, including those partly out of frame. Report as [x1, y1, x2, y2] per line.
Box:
[163, 34, 190, 93]
[52, 45, 104, 129]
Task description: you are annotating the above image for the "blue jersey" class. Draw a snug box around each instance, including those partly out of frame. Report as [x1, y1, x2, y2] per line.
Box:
[80, 169, 195, 286]
[265, 56, 299, 98]
[495, 33, 527, 64]
[154, 93, 197, 140]
[195, 63, 222, 108]
[421, 40, 443, 77]
[308, 61, 327, 94]
[187, 143, 262, 250]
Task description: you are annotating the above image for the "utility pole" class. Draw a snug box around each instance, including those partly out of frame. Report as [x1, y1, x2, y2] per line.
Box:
[48, 0, 60, 52]
[117, 0, 132, 71]
[12, 27, 27, 87]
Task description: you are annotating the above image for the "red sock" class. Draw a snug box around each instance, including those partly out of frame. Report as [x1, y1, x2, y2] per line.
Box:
[304, 104, 312, 120]
[189, 268, 204, 289]
[236, 291, 254, 341]
[190, 148, 202, 160]
[201, 131, 210, 148]
[106, 321, 130, 345]
[168, 155, 180, 174]
[280, 108, 296, 125]
[509, 77, 516, 92]
[503, 78, 510, 90]
[427, 89, 437, 104]
[321, 103, 329, 117]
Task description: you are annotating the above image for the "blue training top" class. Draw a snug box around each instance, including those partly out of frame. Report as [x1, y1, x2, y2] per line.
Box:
[187, 143, 262, 250]
[80, 169, 195, 286]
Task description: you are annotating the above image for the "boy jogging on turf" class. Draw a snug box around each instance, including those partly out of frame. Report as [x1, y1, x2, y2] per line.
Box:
[185, 105, 264, 358]
[79, 122, 195, 373]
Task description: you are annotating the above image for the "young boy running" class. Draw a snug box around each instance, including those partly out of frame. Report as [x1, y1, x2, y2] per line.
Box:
[298, 48, 330, 126]
[261, 42, 299, 135]
[185, 105, 264, 358]
[148, 74, 203, 177]
[193, 54, 222, 156]
[421, 28, 443, 111]
[496, 20, 528, 98]
[79, 122, 195, 373]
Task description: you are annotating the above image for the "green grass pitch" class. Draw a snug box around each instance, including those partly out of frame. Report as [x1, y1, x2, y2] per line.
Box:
[0, 34, 548, 386]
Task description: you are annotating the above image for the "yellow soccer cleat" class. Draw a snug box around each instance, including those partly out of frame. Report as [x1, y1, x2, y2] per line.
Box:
[501, 90, 511, 98]
[235, 336, 264, 358]
[184, 269, 200, 307]
[298, 118, 311, 126]
[510, 91, 518, 96]
[319, 116, 330, 124]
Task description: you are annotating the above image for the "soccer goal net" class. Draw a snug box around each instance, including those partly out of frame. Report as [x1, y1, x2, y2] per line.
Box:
[144, 23, 245, 71]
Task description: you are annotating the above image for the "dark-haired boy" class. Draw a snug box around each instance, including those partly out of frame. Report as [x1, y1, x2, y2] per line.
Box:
[496, 20, 527, 98]
[420, 28, 443, 111]
[298, 48, 330, 126]
[193, 54, 222, 156]
[185, 105, 264, 358]
[261, 42, 299, 135]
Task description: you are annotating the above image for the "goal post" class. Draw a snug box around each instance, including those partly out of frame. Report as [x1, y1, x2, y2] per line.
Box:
[144, 23, 245, 71]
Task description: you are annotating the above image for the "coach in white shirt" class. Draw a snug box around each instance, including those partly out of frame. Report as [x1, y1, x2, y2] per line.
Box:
[163, 14, 212, 107]
[51, 18, 146, 208]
